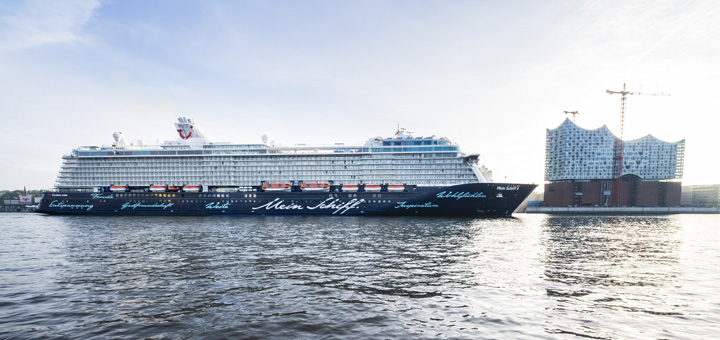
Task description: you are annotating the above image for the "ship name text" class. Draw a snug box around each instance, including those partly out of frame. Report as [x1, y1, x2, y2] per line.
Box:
[436, 191, 487, 200]
[252, 197, 365, 215]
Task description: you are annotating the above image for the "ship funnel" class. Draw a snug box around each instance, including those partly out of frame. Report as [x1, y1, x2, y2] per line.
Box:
[174, 117, 206, 140]
[112, 132, 126, 147]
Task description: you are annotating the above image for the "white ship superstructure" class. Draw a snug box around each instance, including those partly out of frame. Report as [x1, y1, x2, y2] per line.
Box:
[55, 118, 492, 189]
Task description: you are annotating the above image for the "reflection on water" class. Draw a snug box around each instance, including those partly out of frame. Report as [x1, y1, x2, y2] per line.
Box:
[543, 216, 681, 287]
[540, 215, 718, 339]
[1, 214, 719, 339]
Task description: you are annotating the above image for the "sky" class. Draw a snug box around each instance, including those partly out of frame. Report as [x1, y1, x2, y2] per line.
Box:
[1, 0, 718, 190]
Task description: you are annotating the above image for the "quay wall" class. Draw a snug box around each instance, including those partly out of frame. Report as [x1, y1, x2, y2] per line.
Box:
[526, 206, 720, 214]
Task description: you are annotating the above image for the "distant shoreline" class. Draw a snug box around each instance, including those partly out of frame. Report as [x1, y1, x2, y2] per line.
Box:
[526, 206, 720, 214]
[0, 207, 37, 213]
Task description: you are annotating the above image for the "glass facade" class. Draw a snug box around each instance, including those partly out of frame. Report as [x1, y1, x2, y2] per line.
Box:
[545, 119, 685, 182]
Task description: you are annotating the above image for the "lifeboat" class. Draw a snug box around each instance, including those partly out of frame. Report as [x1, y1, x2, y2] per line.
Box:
[149, 185, 166, 192]
[387, 185, 405, 192]
[167, 186, 180, 191]
[363, 185, 381, 192]
[341, 185, 359, 192]
[109, 185, 127, 192]
[262, 183, 291, 192]
[182, 185, 201, 192]
[299, 183, 330, 192]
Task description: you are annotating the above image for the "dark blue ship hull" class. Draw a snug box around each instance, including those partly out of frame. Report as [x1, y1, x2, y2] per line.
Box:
[36, 183, 536, 217]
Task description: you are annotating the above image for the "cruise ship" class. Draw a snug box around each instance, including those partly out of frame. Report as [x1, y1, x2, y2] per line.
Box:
[36, 117, 536, 216]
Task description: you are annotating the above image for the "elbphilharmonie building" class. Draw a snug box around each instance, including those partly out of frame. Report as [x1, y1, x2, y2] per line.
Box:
[544, 119, 685, 207]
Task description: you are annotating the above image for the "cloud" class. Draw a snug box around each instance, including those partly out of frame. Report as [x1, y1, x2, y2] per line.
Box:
[0, 0, 100, 51]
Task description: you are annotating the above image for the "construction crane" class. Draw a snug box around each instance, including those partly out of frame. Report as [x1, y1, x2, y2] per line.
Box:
[564, 111, 580, 121]
[606, 83, 670, 206]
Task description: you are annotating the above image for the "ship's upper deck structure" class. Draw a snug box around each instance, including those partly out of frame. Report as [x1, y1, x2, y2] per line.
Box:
[56, 118, 492, 188]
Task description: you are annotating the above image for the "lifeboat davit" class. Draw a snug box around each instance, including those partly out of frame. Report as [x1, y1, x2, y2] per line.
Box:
[109, 185, 127, 192]
[341, 185, 359, 192]
[262, 183, 291, 192]
[363, 185, 381, 192]
[149, 185, 166, 192]
[182, 185, 200, 192]
[387, 185, 405, 192]
[300, 183, 330, 192]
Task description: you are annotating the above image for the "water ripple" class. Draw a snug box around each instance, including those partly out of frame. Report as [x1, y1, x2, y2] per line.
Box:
[1, 214, 719, 339]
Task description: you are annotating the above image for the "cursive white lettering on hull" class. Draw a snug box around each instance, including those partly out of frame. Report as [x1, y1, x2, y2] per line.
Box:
[48, 200, 94, 211]
[206, 202, 232, 209]
[121, 202, 174, 210]
[394, 201, 439, 209]
[252, 197, 365, 215]
[436, 191, 487, 200]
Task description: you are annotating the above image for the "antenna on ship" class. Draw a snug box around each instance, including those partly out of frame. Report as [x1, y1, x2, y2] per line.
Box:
[564, 111, 580, 122]
[606, 83, 670, 206]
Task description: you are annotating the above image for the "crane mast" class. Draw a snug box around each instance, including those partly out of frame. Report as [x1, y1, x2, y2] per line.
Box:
[606, 83, 669, 206]
[564, 110, 580, 121]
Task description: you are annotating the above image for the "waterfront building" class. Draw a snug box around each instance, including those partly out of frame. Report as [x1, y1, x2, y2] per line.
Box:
[682, 185, 720, 207]
[543, 119, 685, 207]
[681, 186, 694, 206]
[19, 187, 33, 204]
[0, 187, 36, 212]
